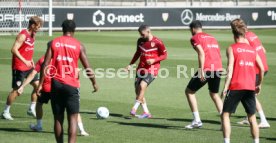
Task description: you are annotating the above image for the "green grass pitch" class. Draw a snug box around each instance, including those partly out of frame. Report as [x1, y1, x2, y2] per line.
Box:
[0, 29, 275, 143]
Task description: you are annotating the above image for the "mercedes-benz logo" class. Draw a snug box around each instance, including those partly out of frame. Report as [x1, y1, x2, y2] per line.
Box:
[181, 9, 193, 25]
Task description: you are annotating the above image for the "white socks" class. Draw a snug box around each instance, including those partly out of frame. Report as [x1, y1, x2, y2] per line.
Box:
[4, 105, 10, 113]
[223, 138, 258, 143]
[193, 112, 201, 122]
[142, 102, 150, 114]
[30, 102, 36, 111]
[254, 138, 259, 143]
[78, 122, 85, 132]
[224, 138, 230, 143]
[258, 110, 267, 123]
[132, 100, 141, 111]
[37, 119, 42, 127]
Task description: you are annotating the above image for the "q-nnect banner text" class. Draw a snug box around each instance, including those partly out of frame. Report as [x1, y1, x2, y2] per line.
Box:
[0, 7, 276, 29]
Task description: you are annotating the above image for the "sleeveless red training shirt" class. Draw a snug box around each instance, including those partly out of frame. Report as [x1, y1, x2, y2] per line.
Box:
[12, 29, 35, 71]
[34, 56, 52, 93]
[229, 43, 257, 91]
[190, 32, 222, 71]
[51, 36, 81, 88]
[245, 31, 268, 74]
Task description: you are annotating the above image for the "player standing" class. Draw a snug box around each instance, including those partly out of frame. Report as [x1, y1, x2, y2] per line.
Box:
[37, 20, 98, 143]
[126, 24, 167, 118]
[221, 19, 264, 143]
[185, 20, 223, 129]
[17, 56, 89, 136]
[236, 20, 270, 128]
[1, 16, 43, 120]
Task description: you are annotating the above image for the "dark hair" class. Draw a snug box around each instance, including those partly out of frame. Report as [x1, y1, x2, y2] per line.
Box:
[28, 16, 43, 28]
[138, 24, 150, 33]
[61, 19, 76, 33]
[189, 20, 202, 29]
[230, 19, 246, 38]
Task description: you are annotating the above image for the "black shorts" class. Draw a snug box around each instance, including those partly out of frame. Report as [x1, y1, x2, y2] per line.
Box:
[255, 71, 268, 86]
[222, 90, 256, 115]
[12, 69, 39, 89]
[51, 79, 80, 115]
[187, 71, 221, 93]
[135, 73, 155, 87]
[38, 91, 51, 104]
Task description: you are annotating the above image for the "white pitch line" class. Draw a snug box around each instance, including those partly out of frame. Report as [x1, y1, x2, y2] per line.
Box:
[0, 101, 29, 106]
[0, 120, 30, 124]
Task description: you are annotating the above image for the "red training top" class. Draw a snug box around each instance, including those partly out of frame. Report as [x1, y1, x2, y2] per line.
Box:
[190, 32, 222, 71]
[34, 56, 52, 93]
[229, 43, 257, 91]
[130, 36, 167, 76]
[245, 31, 268, 74]
[12, 29, 35, 71]
[51, 36, 81, 88]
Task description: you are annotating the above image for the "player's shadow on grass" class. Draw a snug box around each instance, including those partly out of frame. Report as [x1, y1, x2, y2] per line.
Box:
[167, 118, 221, 125]
[260, 137, 276, 142]
[0, 128, 52, 134]
[109, 121, 186, 130]
[79, 111, 96, 115]
[232, 115, 276, 121]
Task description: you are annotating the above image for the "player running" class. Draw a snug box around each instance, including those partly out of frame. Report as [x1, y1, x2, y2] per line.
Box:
[185, 20, 223, 129]
[1, 16, 43, 120]
[221, 19, 264, 143]
[126, 24, 167, 118]
[17, 56, 89, 136]
[37, 19, 98, 143]
[236, 20, 270, 128]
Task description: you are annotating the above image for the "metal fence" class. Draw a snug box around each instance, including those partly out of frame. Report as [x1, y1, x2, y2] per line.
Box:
[0, 0, 275, 6]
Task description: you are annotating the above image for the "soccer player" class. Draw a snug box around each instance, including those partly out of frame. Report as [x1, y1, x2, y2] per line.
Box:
[185, 20, 223, 129]
[236, 20, 270, 128]
[37, 19, 98, 143]
[221, 19, 264, 143]
[126, 24, 167, 118]
[17, 56, 89, 136]
[1, 16, 43, 120]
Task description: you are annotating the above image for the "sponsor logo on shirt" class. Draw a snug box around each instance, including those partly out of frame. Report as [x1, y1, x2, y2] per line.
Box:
[237, 48, 255, 54]
[55, 42, 76, 49]
[57, 55, 73, 62]
[25, 47, 34, 51]
[239, 60, 254, 67]
[207, 44, 219, 49]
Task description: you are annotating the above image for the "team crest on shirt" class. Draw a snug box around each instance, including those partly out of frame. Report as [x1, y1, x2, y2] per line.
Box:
[151, 42, 156, 48]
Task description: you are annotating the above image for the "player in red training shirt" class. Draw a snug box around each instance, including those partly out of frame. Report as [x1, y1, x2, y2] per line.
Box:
[1, 16, 43, 120]
[126, 25, 167, 118]
[236, 20, 270, 128]
[221, 19, 264, 143]
[17, 56, 90, 136]
[37, 20, 98, 143]
[185, 20, 223, 129]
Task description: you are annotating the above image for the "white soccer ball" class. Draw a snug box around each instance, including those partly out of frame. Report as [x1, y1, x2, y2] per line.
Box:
[96, 107, 109, 119]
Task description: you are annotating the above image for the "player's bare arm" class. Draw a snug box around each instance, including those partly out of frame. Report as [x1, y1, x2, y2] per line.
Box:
[80, 44, 99, 93]
[37, 43, 52, 95]
[255, 54, 265, 95]
[17, 70, 38, 95]
[11, 34, 33, 68]
[194, 45, 206, 82]
[221, 46, 234, 98]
